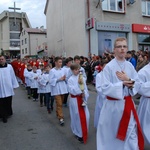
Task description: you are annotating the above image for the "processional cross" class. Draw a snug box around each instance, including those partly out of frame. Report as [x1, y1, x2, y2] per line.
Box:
[8, 2, 21, 25]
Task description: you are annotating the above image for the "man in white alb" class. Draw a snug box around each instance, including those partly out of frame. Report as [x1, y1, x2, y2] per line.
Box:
[96, 37, 144, 150]
[0, 55, 19, 123]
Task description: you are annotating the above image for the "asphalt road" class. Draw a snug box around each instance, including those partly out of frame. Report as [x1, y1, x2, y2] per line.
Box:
[0, 84, 149, 150]
[0, 85, 97, 150]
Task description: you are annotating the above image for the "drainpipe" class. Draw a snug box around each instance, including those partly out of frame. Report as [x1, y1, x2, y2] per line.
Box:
[87, 0, 91, 54]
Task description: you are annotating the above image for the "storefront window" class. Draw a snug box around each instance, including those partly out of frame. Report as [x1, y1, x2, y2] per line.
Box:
[98, 31, 126, 55]
[138, 34, 150, 44]
[142, 0, 150, 16]
[138, 34, 150, 51]
[102, 0, 125, 13]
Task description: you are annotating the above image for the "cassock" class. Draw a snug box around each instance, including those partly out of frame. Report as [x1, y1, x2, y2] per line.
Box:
[0, 63, 19, 118]
[67, 74, 90, 143]
[97, 58, 143, 150]
[94, 71, 106, 129]
[138, 63, 150, 147]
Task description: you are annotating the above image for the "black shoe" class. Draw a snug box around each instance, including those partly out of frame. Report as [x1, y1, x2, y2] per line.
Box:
[48, 109, 51, 114]
[78, 137, 84, 143]
[75, 136, 83, 143]
[2, 117, 7, 123]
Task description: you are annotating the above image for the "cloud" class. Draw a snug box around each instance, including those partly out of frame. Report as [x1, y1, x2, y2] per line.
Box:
[0, 0, 46, 28]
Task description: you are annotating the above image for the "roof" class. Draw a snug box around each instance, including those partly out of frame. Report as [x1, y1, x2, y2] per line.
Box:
[24, 28, 47, 34]
[44, 0, 49, 15]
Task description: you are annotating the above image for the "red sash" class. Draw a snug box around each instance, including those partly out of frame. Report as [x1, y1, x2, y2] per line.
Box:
[71, 94, 88, 144]
[107, 96, 144, 150]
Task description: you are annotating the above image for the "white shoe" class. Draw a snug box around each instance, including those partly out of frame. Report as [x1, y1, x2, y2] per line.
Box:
[82, 102, 87, 107]
[59, 119, 64, 126]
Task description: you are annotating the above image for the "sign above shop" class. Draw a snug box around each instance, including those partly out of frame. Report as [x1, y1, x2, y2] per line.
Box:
[96, 22, 131, 32]
[86, 18, 94, 30]
[132, 24, 150, 33]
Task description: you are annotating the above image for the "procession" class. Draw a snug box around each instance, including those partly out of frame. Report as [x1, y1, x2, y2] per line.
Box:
[1, 0, 150, 150]
[0, 37, 150, 150]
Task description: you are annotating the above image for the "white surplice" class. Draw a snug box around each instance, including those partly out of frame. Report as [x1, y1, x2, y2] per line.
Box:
[97, 58, 141, 150]
[29, 71, 39, 89]
[138, 63, 150, 146]
[24, 68, 32, 87]
[38, 73, 51, 93]
[94, 71, 106, 129]
[49, 67, 68, 96]
[0, 64, 19, 98]
[67, 74, 90, 138]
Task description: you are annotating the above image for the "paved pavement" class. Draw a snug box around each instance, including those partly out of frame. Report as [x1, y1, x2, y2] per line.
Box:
[0, 84, 149, 150]
[0, 85, 97, 150]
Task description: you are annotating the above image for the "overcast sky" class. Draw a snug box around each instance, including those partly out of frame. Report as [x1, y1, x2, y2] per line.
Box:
[0, 0, 47, 28]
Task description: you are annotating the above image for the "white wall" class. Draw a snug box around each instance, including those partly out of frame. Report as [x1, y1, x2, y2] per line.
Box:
[46, 0, 88, 57]
[90, 0, 150, 51]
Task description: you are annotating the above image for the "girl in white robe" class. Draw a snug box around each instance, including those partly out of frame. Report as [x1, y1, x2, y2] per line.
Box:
[138, 63, 150, 148]
[67, 63, 90, 144]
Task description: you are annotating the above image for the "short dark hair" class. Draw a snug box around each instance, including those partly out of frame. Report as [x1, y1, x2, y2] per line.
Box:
[55, 56, 62, 62]
[101, 59, 108, 66]
[65, 58, 72, 65]
[70, 63, 80, 70]
[127, 51, 132, 54]
[44, 63, 52, 68]
[74, 55, 80, 61]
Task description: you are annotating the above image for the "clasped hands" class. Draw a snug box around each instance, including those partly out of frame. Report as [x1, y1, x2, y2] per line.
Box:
[116, 71, 135, 89]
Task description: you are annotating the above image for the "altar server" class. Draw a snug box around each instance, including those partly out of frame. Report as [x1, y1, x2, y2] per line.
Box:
[0, 55, 19, 123]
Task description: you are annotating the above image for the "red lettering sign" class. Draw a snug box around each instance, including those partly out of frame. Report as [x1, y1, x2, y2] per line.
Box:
[132, 24, 150, 33]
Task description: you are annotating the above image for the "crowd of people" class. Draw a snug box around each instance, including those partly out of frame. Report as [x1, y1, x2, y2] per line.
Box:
[0, 37, 150, 149]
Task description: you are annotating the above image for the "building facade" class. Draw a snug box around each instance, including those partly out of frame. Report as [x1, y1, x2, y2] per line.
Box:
[44, 0, 150, 57]
[0, 10, 31, 58]
[20, 27, 47, 58]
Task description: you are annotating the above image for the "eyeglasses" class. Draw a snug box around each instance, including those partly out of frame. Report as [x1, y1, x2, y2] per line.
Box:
[115, 45, 128, 49]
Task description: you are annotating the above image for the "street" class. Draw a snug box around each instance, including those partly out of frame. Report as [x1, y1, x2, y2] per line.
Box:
[0, 84, 150, 150]
[0, 85, 97, 150]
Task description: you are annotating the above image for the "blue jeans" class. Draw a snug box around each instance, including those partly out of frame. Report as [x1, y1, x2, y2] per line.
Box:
[45, 93, 54, 111]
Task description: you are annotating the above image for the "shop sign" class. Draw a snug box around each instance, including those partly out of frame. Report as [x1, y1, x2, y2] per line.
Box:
[132, 24, 150, 33]
[96, 22, 131, 32]
[86, 18, 95, 30]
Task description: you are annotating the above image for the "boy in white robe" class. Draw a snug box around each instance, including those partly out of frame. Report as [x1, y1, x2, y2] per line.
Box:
[24, 63, 32, 99]
[30, 66, 39, 101]
[66, 55, 87, 81]
[43, 64, 54, 113]
[62, 57, 72, 107]
[138, 58, 150, 149]
[0, 55, 19, 123]
[94, 59, 107, 129]
[96, 37, 144, 150]
[37, 69, 46, 107]
[49, 57, 68, 126]
[68, 63, 90, 144]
